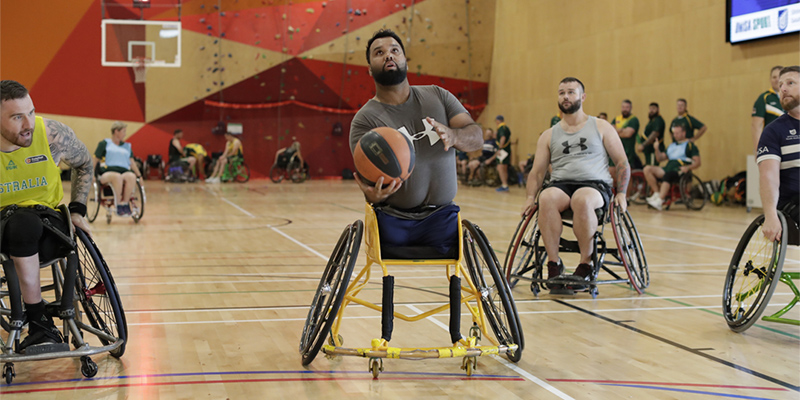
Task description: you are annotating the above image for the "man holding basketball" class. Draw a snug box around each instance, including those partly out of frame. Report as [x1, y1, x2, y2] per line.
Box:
[522, 77, 629, 290]
[350, 29, 482, 256]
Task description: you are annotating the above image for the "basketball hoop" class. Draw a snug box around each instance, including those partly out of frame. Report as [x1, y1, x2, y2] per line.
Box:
[132, 57, 149, 83]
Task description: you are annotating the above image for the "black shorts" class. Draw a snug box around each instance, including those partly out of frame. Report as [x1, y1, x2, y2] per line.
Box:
[662, 170, 681, 184]
[546, 180, 613, 211]
[1, 206, 71, 260]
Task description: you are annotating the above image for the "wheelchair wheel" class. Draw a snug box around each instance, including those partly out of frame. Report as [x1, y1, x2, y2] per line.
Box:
[233, 162, 250, 183]
[300, 220, 363, 366]
[269, 164, 285, 183]
[610, 206, 649, 293]
[463, 220, 524, 363]
[628, 170, 649, 205]
[87, 180, 101, 223]
[75, 229, 128, 357]
[722, 213, 787, 333]
[504, 207, 544, 289]
[130, 180, 145, 223]
[680, 173, 707, 210]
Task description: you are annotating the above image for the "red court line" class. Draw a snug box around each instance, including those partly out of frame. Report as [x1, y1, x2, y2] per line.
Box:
[547, 379, 788, 391]
[107, 254, 319, 262]
[0, 376, 525, 394]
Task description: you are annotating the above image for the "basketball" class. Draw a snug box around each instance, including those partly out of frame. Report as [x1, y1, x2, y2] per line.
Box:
[353, 127, 415, 187]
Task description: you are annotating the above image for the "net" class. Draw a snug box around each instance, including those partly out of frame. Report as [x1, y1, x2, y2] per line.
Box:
[132, 57, 148, 83]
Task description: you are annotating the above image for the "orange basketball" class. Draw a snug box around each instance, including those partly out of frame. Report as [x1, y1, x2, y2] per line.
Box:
[353, 127, 415, 187]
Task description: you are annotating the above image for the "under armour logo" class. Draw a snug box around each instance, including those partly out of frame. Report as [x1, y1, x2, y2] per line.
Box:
[562, 138, 588, 154]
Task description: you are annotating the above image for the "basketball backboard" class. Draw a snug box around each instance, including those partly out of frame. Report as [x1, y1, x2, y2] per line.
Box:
[101, 19, 181, 68]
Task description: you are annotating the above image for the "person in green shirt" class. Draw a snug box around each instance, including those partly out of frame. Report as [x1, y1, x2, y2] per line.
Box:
[610, 99, 642, 170]
[636, 102, 666, 166]
[550, 112, 562, 127]
[751, 65, 784, 150]
[644, 123, 701, 211]
[670, 98, 707, 143]
[495, 115, 512, 192]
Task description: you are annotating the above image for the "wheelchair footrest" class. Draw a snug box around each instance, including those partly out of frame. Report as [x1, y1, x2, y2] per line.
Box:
[21, 342, 70, 355]
[322, 342, 518, 360]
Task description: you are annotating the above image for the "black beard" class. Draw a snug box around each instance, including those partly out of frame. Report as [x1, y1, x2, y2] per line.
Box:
[649, 111, 658, 119]
[372, 65, 407, 86]
[558, 99, 581, 114]
[621, 111, 630, 118]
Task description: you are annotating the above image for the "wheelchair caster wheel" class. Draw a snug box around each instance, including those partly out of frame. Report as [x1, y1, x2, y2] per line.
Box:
[3, 363, 15, 385]
[328, 334, 343, 346]
[80, 356, 98, 378]
[106, 213, 112, 224]
[530, 282, 540, 296]
[590, 287, 599, 299]
[369, 358, 383, 379]
[469, 323, 481, 342]
[461, 356, 477, 377]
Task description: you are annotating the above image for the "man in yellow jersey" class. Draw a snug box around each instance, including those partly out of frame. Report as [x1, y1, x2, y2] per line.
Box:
[1, 80, 93, 352]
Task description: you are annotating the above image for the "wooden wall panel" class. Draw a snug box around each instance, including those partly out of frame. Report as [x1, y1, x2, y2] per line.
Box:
[484, 0, 798, 180]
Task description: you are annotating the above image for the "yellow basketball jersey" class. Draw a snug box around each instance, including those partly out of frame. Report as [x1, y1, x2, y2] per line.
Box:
[0, 116, 64, 210]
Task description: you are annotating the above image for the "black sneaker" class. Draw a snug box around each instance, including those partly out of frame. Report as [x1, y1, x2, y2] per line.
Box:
[563, 263, 593, 291]
[19, 320, 65, 355]
[546, 260, 565, 290]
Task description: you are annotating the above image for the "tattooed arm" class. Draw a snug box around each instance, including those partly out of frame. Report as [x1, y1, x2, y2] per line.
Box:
[45, 118, 93, 233]
[598, 118, 630, 212]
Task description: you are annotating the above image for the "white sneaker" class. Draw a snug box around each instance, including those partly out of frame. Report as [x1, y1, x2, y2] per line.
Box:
[646, 195, 663, 211]
[205, 177, 219, 183]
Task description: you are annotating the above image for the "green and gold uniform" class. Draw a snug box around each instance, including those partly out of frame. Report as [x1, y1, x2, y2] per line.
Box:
[640, 115, 665, 166]
[496, 122, 511, 165]
[549, 115, 561, 127]
[670, 112, 704, 141]
[0, 116, 63, 210]
[752, 88, 784, 127]
[610, 114, 640, 168]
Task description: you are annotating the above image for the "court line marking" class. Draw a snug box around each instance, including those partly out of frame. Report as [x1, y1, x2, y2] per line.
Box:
[553, 299, 800, 392]
[548, 379, 788, 391]
[404, 304, 575, 399]
[599, 383, 776, 400]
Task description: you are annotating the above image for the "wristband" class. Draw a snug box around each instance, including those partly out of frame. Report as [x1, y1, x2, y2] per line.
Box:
[68, 202, 87, 217]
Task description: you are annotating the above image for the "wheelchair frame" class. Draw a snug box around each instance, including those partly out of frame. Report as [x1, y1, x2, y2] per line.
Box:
[269, 154, 306, 184]
[0, 205, 127, 384]
[629, 169, 707, 210]
[505, 202, 649, 298]
[723, 211, 799, 332]
[300, 204, 523, 378]
[86, 175, 145, 224]
[219, 156, 250, 183]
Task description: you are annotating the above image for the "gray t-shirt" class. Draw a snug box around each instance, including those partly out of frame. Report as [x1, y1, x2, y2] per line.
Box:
[350, 85, 468, 210]
[549, 116, 613, 185]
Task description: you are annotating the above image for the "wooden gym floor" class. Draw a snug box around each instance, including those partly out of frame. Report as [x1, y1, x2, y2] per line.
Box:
[1, 179, 798, 399]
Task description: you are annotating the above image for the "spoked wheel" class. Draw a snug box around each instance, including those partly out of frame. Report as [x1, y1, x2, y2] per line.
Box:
[463, 221, 524, 363]
[680, 172, 707, 210]
[609, 205, 649, 293]
[504, 207, 542, 289]
[130, 180, 145, 223]
[86, 180, 101, 223]
[234, 163, 250, 183]
[74, 229, 128, 358]
[628, 170, 649, 205]
[723, 213, 787, 332]
[269, 164, 285, 183]
[299, 220, 363, 366]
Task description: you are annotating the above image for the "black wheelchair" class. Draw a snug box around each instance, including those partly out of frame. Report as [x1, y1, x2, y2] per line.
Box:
[269, 153, 307, 184]
[0, 205, 127, 384]
[505, 197, 649, 298]
[723, 202, 799, 332]
[143, 154, 165, 180]
[300, 204, 522, 377]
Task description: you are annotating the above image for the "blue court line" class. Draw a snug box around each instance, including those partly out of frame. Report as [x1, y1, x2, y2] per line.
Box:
[1, 369, 519, 388]
[602, 384, 777, 400]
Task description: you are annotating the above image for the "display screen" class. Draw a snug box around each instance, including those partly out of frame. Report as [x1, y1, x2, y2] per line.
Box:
[727, 0, 800, 43]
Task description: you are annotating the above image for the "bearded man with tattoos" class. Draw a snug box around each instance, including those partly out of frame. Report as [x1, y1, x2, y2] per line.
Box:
[0, 80, 93, 353]
[522, 77, 630, 291]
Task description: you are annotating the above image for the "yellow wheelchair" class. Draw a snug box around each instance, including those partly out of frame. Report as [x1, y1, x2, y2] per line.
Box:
[0, 205, 127, 384]
[299, 204, 523, 377]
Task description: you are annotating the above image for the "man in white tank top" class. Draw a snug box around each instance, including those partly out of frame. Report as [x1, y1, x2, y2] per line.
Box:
[522, 77, 630, 289]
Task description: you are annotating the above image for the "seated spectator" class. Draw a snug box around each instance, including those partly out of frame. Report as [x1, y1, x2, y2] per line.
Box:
[644, 123, 701, 211]
[168, 129, 197, 178]
[206, 131, 244, 183]
[274, 139, 303, 169]
[184, 143, 207, 180]
[467, 128, 498, 185]
[456, 149, 469, 180]
[94, 121, 141, 216]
